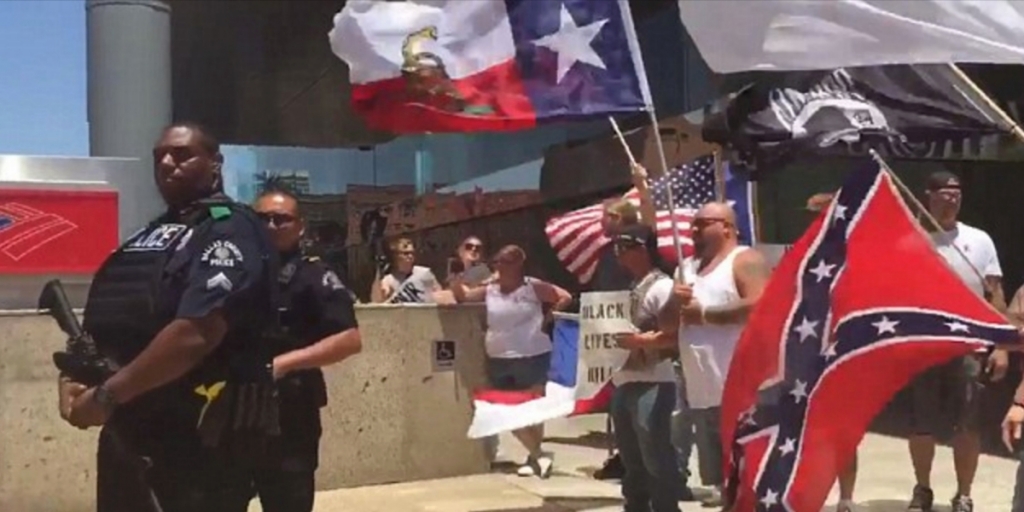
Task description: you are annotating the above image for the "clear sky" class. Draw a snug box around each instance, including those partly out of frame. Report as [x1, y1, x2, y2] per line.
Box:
[0, 0, 88, 156]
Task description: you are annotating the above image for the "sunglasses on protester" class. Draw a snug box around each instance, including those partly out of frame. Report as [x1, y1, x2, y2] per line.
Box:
[692, 217, 730, 229]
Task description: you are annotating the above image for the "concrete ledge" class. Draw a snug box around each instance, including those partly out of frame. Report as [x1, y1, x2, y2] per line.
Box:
[0, 304, 491, 511]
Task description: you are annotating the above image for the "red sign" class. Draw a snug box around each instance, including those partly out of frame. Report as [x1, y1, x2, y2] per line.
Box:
[0, 188, 119, 274]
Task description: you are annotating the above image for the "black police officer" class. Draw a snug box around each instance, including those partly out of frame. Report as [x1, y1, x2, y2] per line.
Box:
[59, 122, 280, 512]
[252, 186, 362, 512]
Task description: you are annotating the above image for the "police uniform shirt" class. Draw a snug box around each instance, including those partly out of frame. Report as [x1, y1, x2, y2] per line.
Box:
[281, 254, 358, 344]
[86, 203, 275, 370]
[171, 211, 271, 326]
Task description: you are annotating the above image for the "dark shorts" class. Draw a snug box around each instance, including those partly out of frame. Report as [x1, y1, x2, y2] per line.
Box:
[909, 354, 985, 436]
[486, 352, 551, 391]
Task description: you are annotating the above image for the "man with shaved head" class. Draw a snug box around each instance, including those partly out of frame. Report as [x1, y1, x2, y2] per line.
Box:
[673, 201, 770, 507]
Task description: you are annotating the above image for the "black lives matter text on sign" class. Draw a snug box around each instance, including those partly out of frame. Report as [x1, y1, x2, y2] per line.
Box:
[577, 292, 634, 387]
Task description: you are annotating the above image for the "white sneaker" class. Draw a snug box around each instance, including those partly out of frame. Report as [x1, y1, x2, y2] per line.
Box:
[536, 455, 554, 479]
[836, 499, 855, 512]
[516, 460, 536, 477]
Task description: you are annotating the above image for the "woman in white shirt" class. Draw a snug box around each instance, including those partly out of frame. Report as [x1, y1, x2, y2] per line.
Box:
[452, 245, 571, 478]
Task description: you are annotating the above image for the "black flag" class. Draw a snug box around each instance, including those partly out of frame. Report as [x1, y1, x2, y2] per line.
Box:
[702, 65, 1008, 171]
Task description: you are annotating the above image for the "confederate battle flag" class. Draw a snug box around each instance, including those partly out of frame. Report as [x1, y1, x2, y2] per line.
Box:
[720, 161, 1021, 512]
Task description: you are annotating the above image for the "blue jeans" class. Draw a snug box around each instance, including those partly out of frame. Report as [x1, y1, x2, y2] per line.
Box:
[611, 382, 682, 512]
[671, 365, 694, 485]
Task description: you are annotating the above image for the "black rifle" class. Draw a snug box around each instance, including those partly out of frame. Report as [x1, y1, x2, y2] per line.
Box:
[39, 279, 164, 512]
[39, 279, 119, 386]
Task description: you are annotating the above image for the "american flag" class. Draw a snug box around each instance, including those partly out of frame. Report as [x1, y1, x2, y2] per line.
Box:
[720, 162, 1020, 512]
[545, 154, 755, 283]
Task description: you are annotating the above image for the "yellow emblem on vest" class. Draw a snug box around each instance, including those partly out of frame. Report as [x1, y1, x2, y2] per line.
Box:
[193, 381, 227, 427]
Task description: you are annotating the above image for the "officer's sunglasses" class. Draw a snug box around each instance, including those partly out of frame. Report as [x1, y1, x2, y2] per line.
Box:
[257, 212, 297, 227]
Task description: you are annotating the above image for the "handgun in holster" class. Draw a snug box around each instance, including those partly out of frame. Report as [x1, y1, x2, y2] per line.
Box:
[193, 354, 281, 456]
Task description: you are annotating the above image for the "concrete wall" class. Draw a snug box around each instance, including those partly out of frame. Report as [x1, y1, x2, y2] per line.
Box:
[0, 304, 490, 512]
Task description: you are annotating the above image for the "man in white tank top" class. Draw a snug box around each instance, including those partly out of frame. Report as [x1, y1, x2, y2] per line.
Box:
[673, 202, 770, 508]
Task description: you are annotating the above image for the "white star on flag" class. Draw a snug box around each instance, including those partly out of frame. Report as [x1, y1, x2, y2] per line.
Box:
[532, 4, 609, 83]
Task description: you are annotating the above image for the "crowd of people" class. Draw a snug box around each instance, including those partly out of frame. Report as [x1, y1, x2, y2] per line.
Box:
[365, 163, 1024, 512]
[49, 121, 1024, 512]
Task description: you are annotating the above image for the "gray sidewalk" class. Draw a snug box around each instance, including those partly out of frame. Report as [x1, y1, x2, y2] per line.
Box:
[250, 415, 1020, 511]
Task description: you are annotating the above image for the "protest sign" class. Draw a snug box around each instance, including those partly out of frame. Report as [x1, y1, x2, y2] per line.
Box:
[576, 291, 634, 400]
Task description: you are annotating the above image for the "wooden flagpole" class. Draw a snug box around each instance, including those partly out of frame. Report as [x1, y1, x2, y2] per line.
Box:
[608, 116, 639, 166]
[948, 63, 1024, 144]
[645, 110, 686, 269]
[608, 115, 685, 269]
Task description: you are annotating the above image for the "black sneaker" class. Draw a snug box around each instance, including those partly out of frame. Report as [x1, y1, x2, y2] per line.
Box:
[907, 484, 934, 511]
[701, 487, 723, 508]
[678, 486, 696, 501]
[593, 453, 624, 480]
[951, 495, 973, 512]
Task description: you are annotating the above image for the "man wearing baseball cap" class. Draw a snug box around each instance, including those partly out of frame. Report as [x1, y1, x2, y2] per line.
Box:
[609, 222, 683, 512]
[906, 170, 1008, 512]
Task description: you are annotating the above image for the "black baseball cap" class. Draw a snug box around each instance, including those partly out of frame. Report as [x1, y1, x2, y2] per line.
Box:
[613, 223, 662, 262]
[925, 170, 961, 191]
[613, 223, 655, 246]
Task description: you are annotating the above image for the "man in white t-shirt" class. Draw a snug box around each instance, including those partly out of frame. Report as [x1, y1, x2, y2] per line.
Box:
[906, 171, 1008, 512]
[611, 224, 682, 512]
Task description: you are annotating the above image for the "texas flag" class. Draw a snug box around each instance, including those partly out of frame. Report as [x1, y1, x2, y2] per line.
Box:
[329, 0, 652, 133]
[467, 314, 610, 438]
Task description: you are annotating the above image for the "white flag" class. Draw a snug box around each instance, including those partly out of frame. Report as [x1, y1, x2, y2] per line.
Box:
[678, 0, 1024, 73]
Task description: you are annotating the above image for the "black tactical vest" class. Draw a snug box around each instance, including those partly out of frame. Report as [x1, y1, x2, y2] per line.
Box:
[273, 253, 329, 409]
[83, 198, 279, 406]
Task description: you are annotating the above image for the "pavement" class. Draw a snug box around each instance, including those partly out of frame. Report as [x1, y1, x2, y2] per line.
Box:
[249, 415, 1019, 512]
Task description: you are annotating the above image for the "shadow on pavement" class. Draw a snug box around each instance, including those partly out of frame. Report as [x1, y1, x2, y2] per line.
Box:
[470, 497, 622, 512]
[548, 430, 610, 450]
[855, 499, 951, 512]
[545, 430, 611, 450]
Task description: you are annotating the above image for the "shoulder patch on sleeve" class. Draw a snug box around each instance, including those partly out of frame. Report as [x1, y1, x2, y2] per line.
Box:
[200, 240, 245, 268]
[322, 270, 346, 291]
[209, 206, 232, 220]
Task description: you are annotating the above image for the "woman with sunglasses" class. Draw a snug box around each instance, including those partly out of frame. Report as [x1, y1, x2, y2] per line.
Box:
[451, 245, 572, 478]
[452, 236, 495, 286]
